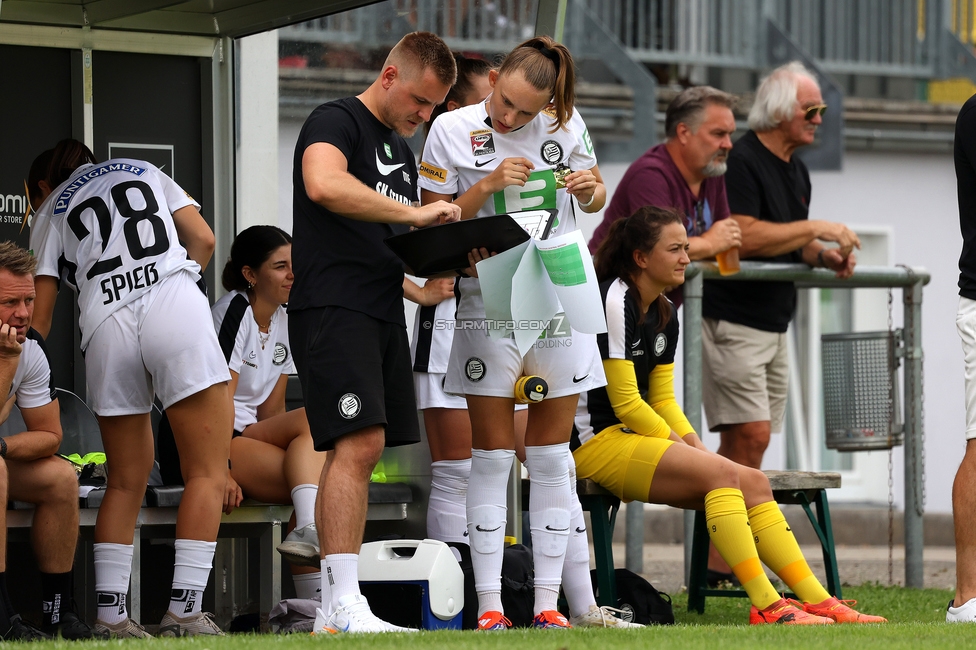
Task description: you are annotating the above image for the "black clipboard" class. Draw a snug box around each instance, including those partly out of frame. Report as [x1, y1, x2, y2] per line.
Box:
[385, 210, 556, 277]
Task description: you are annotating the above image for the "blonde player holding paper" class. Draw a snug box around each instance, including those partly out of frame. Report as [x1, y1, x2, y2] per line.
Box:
[418, 36, 624, 630]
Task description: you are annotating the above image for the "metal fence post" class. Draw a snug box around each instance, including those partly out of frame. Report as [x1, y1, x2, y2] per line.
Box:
[903, 278, 925, 588]
[625, 502, 644, 573]
[682, 266, 704, 585]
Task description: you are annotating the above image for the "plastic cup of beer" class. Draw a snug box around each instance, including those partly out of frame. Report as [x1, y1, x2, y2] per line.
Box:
[716, 247, 740, 276]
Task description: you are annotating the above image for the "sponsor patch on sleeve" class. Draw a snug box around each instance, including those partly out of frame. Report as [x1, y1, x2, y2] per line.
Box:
[418, 161, 448, 183]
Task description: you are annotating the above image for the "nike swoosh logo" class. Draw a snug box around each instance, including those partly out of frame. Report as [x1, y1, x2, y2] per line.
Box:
[575, 527, 586, 534]
[545, 525, 570, 532]
[375, 150, 405, 176]
[572, 374, 588, 383]
[631, 339, 642, 348]
[475, 524, 501, 532]
[462, 530, 469, 537]
[474, 158, 496, 168]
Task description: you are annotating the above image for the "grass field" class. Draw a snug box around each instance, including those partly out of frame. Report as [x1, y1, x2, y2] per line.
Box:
[34, 585, 968, 649]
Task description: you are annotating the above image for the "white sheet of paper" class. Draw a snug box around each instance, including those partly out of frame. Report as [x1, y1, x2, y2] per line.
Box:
[534, 230, 607, 334]
[476, 240, 531, 339]
[511, 240, 559, 356]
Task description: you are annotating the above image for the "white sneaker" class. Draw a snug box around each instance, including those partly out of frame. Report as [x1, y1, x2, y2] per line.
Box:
[315, 595, 417, 633]
[277, 523, 320, 567]
[570, 605, 645, 629]
[311, 608, 338, 635]
[946, 597, 976, 622]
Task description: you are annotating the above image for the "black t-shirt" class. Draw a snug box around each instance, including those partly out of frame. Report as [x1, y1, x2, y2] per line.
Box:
[956, 94, 976, 299]
[579, 278, 679, 441]
[702, 130, 811, 333]
[289, 97, 416, 325]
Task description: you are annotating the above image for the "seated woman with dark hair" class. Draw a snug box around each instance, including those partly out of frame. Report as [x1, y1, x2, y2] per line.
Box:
[212, 225, 327, 599]
[574, 205, 886, 625]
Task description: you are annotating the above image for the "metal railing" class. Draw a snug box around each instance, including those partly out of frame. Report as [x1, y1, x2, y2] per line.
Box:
[278, 0, 541, 53]
[278, 0, 957, 80]
[681, 262, 930, 589]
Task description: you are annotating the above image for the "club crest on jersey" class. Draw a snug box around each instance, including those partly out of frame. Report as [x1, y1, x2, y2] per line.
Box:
[653, 333, 668, 356]
[338, 393, 361, 419]
[465, 357, 486, 382]
[272, 343, 288, 366]
[540, 140, 563, 165]
[470, 129, 496, 156]
[383, 143, 393, 159]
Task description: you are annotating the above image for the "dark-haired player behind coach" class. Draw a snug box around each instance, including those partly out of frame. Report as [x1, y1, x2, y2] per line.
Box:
[288, 31, 461, 634]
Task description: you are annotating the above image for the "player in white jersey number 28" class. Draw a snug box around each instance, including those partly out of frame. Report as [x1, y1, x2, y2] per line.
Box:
[28, 139, 233, 638]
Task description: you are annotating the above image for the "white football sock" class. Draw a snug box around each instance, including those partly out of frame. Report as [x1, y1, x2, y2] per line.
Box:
[561, 449, 597, 617]
[428, 458, 471, 545]
[525, 443, 571, 615]
[291, 484, 318, 530]
[324, 553, 361, 611]
[293, 571, 323, 600]
[169, 539, 216, 617]
[467, 448, 514, 616]
[94, 543, 133, 625]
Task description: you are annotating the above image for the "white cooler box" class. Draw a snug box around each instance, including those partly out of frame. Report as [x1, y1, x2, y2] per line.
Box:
[358, 539, 464, 630]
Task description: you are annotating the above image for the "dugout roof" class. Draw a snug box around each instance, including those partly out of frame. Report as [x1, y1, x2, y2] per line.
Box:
[0, 0, 381, 38]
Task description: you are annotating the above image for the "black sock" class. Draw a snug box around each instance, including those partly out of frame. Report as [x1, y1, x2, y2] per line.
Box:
[0, 572, 16, 634]
[41, 571, 73, 627]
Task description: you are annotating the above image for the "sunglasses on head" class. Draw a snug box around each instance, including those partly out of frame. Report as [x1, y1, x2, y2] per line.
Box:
[803, 104, 828, 121]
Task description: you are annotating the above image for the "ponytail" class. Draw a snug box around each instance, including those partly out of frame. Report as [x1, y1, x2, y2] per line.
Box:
[498, 36, 576, 132]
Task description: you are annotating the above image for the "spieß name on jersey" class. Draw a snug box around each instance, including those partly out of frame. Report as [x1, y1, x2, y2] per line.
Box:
[29, 159, 200, 350]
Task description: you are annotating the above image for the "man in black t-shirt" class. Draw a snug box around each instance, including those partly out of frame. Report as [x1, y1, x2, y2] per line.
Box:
[949, 93, 976, 623]
[288, 32, 460, 634]
[701, 62, 860, 472]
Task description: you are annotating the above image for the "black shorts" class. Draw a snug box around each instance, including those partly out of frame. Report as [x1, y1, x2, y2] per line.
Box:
[289, 306, 419, 452]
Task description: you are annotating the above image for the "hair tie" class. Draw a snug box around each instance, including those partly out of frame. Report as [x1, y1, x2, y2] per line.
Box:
[528, 41, 560, 75]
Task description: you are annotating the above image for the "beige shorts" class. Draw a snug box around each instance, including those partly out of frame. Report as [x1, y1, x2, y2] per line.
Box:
[956, 297, 976, 439]
[701, 318, 788, 432]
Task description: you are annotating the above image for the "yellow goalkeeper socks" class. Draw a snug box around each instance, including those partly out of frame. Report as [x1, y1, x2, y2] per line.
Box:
[748, 501, 831, 604]
[704, 488, 779, 609]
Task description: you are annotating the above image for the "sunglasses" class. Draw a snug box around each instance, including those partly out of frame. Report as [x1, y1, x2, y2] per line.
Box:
[803, 104, 828, 121]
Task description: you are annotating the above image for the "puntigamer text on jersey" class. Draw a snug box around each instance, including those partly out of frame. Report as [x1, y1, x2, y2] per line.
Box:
[53, 163, 147, 215]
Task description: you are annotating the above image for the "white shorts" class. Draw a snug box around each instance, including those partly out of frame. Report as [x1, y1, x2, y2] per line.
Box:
[415, 371, 529, 411]
[957, 297, 976, 439]
[415, 372, 469, 410]
[86, 270, 231, 416]
[444, 320, 606, 399]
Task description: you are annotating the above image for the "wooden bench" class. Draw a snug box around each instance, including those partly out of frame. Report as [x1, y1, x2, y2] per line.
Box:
[7, 482, 412, 627]
[686, 470, 843, 613]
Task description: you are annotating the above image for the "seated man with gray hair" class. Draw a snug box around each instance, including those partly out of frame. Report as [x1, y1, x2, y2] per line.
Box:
[0, 241, 98, 640]
[702, 61, 861, 472]
[589, 85, 742, 307]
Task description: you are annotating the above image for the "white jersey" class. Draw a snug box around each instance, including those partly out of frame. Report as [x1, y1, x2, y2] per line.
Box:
[418, 100, 597, 320]
[212, 290, 295, 432]
[7, 330, 57, 410]
[30, 159, 201, 350]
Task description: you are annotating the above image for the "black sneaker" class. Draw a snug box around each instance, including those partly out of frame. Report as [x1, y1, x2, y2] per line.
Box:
[43, 610, 107, 640]
[4, 615, 53, 641]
